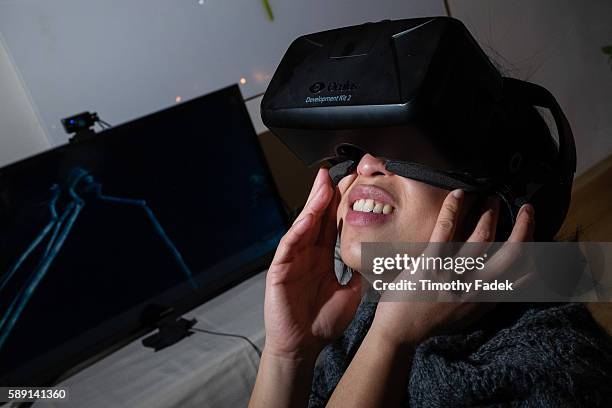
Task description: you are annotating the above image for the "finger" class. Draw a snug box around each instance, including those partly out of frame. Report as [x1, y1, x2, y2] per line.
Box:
[476, 242, 522, 283]
[467, 196, 500, 243]
[272, 214, 314, 265]
[318, 186, 340, 246]
[276, 174, 336, 265]
[456, 196, 500, 262]
[423, 190, 464, 261]
[295, 179, 336, 247]
[293, 169, 334, 227]
[429, 189, 464, 243]
[475, 205, 535, 282]
[420, 189, 464, 264]
[513, 270, 535, 289]
[508, 203, 535, 242]
[337, 173, 357, 195]
[303, 167, 330, 209]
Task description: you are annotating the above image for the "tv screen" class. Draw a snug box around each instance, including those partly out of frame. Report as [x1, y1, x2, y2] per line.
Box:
[0, 85, 287, 385]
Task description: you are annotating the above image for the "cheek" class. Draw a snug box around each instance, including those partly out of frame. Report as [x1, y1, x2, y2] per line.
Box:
[339, 230, 362, 271]
[394, 184, 447, 240]
[395, 208, 436, 241]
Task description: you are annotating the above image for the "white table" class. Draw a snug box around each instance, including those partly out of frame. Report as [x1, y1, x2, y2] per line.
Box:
[39, 271, 267, 408]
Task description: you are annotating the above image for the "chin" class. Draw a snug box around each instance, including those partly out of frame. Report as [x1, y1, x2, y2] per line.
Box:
[339, 220, 396, 271]
[339, 235, 363, 272]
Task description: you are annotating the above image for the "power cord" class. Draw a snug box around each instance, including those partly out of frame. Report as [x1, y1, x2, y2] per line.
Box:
[96, 118, 112, 129]
[141, 317, 262, 358]
[191, 326, 262, 357]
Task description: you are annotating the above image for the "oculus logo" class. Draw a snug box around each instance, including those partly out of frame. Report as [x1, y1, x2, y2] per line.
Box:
[309, 81, 358, 94]
[309, 82, 326, 93]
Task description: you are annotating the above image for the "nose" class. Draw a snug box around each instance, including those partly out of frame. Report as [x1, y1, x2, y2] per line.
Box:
[356, 154, 392, 177]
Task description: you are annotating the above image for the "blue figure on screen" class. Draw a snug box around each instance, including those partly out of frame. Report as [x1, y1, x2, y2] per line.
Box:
[0, 167, 197, 351]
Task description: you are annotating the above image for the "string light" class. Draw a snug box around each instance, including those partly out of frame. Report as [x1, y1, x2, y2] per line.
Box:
[253, 71, 270, 83]
[239, 77, 247, 85]
[175, 96, 182, 103]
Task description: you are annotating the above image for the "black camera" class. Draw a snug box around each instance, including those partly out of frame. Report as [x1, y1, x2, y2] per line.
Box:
[61, 111, 99, 135]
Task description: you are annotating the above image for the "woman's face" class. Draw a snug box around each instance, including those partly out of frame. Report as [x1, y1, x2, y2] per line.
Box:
[337, 154, 477, 271]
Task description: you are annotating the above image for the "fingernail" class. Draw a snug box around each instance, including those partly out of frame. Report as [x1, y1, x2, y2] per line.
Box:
[452, 189, 464, 199]
[519, 203, 534, 218]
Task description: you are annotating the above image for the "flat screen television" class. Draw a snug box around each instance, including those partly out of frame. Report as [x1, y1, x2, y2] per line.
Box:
[0, 84, 287, 386]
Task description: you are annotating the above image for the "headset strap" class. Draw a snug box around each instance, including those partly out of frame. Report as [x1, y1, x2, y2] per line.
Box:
[328, 158, 493, 193]
[501, 77, 576, 183]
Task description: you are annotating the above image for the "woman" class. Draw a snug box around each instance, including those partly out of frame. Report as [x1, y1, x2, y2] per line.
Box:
[249, 15, 612, 405]
[248, 151, 612, 407]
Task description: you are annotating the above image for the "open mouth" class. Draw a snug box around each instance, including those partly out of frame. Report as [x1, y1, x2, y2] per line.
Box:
[346, 184, 396, 226]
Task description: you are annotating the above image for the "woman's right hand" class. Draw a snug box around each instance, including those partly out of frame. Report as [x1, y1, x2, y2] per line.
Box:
[263, 168, 362, 361]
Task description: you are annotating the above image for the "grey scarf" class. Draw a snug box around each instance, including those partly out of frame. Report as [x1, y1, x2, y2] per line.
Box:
[309, 297, 612, 407]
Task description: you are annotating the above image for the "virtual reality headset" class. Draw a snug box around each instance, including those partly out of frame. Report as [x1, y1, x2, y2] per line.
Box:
[261, 17, 576, 240]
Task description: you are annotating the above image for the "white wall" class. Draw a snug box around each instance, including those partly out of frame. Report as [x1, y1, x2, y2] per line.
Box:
[5, 1, 608, 174]
[0, 0, 445, 146]
[0, 35, 50, 167]
[449, 0, 612, 175]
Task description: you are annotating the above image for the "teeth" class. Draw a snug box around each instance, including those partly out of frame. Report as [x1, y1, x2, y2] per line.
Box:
[352, 199, 394, 214]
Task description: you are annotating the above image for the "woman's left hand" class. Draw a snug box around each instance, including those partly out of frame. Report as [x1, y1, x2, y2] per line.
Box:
[370, 189, 535, 348]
